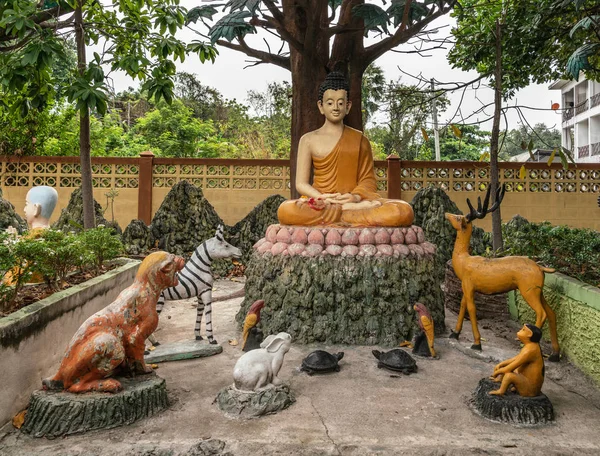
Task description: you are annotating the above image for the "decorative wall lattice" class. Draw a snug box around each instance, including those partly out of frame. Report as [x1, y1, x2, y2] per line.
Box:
[0, 160, 139, 189]
[2, 159, 599, 197]
[152, 162, 290, 191]
[398, 163, 600, 194]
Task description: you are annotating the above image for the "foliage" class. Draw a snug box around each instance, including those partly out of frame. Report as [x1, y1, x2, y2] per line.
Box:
[501, 219, 600, 287]
[0, 230, 46, 310]
[0, 226, 123, 310]
[361, 64, 386, 128]
[79, 226, 123, 273]
[499, 124, 562, 160]
[133, 100, 227, 158]
[0, 1, 218, 116]
[32, 230, 90, 289]
[366, 81, 450, 160]
[449, 0, 600, 96]
[420, 124, 490, 161]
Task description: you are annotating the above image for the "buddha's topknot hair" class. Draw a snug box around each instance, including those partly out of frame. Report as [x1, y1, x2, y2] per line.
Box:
[318, 72, 350, 102]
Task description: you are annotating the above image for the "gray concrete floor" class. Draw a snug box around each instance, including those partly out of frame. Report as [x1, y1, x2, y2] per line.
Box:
[2, 278, 600, 456]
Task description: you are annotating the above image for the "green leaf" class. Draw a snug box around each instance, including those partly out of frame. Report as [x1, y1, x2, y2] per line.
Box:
[352, 4, 389, 35]
[209, 11, 255, 44]
[186, 6, 218, 24]
[520, 140, 527, 150]
[566, 43, 599, 81]
[558, 148, 569, 170]
[225, 0, 262, 14]
[569, 16, 600, 38]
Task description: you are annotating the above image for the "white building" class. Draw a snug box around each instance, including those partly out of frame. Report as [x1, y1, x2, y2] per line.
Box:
[549, 77, 600, 163]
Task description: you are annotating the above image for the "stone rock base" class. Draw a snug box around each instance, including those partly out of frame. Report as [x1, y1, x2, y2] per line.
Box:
[240, 250, 445, 345]
[470, 378, 554, 426]
[22, 373, 168, 438]
[215, 384, 295, 418]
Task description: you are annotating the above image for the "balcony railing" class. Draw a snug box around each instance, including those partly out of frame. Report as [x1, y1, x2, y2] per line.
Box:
[592, 142, 600, 156]
[576, 99, 589, 115]
[579, 144, 590, 158]
[563, 107, 574, 122]
[591, 93, 600, 109]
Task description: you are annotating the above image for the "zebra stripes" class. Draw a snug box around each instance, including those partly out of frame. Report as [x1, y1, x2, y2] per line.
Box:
[150, 225, 242, 346]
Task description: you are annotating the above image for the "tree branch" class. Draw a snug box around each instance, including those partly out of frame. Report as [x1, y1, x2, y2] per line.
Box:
[261, 0, 303, 52]
[362, 1, 457, 65]
[216, 38, 290, 71]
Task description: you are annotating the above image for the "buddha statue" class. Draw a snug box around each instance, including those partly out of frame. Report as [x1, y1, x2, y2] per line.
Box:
[277, 72, 414, 227]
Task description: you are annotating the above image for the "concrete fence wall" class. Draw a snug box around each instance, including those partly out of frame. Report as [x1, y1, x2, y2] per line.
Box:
[1, 155, 599, 231]
[0, 259, 140, 426]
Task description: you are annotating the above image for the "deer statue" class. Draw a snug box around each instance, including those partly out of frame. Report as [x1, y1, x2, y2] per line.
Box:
[445, 184, 560, 362]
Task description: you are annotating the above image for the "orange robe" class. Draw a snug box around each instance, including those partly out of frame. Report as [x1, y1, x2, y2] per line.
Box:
[278, 127, 414, 227]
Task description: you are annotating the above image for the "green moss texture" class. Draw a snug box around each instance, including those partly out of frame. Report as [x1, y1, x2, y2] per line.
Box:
[239, 252, 445, 346]
[512, 274, 600, 385]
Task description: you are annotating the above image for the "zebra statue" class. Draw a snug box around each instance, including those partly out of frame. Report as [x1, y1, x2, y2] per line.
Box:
[148, 225, 242, 346]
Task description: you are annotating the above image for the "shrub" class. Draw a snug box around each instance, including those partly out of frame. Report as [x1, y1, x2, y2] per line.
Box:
[79, 226, 124, 273]
[30, 230, 90, 289]
[1, 226, 124, 311]
[502, 219, 600, 287]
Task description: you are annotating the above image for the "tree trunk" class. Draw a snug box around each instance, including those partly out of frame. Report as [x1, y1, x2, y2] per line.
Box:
[285, 1, 329, 198]
[489, 19, 503, 251]
[330, 0, 365, 130]
[75, 1, 95, 229]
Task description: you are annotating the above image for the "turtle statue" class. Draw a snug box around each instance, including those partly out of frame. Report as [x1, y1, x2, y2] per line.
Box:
[300, 350, 344, 375]
[372, 349, 418, 375]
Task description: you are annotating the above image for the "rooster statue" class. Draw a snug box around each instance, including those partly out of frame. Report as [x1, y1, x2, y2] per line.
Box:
[242, 299, 265, 352]
[412, 303, 436, 358]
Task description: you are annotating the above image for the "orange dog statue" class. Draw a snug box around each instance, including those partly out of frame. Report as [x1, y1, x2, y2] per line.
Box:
[445, 184, 560, 361]
[42, 252, 185, 393]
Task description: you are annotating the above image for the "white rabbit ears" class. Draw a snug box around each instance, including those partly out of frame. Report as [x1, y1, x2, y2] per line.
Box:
[215, 224, 225, 242]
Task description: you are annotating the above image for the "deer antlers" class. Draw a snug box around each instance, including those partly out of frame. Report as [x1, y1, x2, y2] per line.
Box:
[465, 184, 506, 223]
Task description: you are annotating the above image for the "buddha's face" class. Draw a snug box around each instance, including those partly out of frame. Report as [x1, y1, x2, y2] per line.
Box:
[318, 89, 352, 123]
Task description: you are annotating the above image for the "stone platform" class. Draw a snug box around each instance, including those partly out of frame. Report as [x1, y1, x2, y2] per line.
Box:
[239, 224, 444, 346]
[254, 224, 436, 258]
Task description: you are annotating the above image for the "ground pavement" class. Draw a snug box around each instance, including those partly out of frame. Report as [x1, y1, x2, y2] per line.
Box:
[1, 279, 600, 456]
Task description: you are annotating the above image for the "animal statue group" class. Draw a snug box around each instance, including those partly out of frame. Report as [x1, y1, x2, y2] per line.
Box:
[446, 184, 560, 361]
[43, 252, 185, 393]
[148, 225, 242, 347]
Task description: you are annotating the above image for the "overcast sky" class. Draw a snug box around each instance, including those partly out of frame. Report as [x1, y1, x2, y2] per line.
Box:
[104, 3, 564, 132]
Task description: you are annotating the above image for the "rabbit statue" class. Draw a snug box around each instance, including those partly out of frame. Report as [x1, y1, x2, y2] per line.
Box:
[233, 332, 292, 391]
